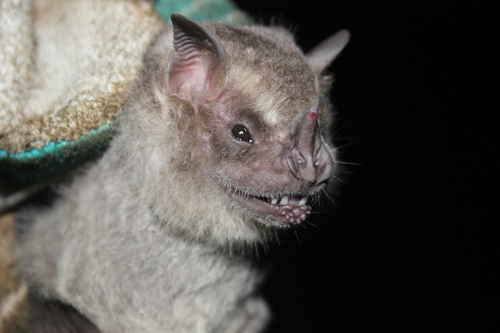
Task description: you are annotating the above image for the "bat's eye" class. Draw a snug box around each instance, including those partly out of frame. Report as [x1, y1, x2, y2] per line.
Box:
[231, 125, 253, 143]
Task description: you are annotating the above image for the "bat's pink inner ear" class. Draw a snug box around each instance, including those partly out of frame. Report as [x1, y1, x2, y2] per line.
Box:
[167, 14, 230, 102]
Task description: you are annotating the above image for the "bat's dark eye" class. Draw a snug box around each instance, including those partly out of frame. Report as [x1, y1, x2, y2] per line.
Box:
[231, 125, 253, 143]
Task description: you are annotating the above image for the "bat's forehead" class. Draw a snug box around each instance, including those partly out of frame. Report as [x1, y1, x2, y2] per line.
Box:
[213, 24, 320, 126]
[229, 64, 319, 127]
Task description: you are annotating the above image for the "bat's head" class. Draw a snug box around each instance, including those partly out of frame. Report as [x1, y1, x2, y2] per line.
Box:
[122, 14, 349, 247]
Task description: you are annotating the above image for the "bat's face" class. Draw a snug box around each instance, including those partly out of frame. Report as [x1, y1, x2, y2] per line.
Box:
[197, 88, 334, 229]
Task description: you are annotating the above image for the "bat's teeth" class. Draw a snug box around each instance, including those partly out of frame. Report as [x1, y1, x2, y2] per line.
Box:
[265, 195, 308, 206]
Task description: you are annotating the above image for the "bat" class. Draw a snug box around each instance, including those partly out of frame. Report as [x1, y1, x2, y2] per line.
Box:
[17, 14, 349, 332]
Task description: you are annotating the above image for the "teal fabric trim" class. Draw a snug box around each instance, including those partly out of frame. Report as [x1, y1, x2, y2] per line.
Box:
[0, 123, 112, 161]
[0, 122, 117, 185]
[155, 0, 251, 24]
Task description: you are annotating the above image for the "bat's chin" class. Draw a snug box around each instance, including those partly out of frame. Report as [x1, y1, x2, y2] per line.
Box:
[226, 188, 314, 228]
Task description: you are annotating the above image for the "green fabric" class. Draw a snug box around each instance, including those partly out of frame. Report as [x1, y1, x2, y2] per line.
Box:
[0, 0, 249, 186]
[155, 0, 249, 24]
[0, 123, 116, 185]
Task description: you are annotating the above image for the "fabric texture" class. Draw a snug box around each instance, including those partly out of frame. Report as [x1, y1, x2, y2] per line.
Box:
[0, 0, 250, 185]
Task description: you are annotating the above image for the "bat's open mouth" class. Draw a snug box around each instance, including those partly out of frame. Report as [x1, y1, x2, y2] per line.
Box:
[253, 194, 312, 226]
[257, 195, 309, 206]
[226, 188, 314, 227]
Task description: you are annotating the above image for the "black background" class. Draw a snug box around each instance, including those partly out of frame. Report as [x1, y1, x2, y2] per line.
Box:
[233, 1, 495, 332]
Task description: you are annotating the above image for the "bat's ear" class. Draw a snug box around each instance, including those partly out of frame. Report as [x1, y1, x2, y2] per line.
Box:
[167, 14, 230, 102]
[306, 30, 350, 75]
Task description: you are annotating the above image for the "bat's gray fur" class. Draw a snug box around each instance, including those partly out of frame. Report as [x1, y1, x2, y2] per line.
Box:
[17, 14, 349, 332]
